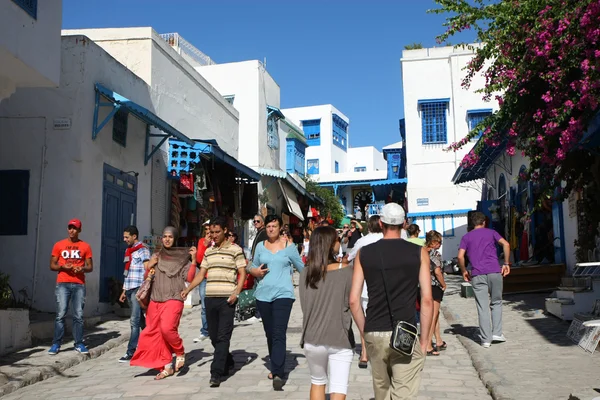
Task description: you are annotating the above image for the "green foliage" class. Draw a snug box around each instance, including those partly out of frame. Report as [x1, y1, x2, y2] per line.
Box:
[430, 0, 600, 258]
[305, 179, 344, 227]
[404, 42, 424, 50]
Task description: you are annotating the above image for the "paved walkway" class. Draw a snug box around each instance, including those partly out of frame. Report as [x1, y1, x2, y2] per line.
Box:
[1, 282, 490, 399]
[442, 275, 600, 400]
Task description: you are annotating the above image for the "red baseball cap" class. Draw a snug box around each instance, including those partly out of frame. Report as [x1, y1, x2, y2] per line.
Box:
[68, 219, 82, 230]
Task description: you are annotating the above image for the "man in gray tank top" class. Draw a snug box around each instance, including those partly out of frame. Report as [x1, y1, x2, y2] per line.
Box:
[349, 203, 434, 400]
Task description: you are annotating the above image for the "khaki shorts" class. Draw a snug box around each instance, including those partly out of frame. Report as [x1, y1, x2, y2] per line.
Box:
[364, 331, 425, 400]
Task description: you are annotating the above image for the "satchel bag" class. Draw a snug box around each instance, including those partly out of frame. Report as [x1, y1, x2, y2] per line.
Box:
[379, 253, 418, 357]
[135, 269, 155, 309]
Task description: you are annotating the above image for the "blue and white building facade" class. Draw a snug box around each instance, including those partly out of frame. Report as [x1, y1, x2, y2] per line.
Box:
[401, 45, 499, 254]
[282, 105, 407, 220]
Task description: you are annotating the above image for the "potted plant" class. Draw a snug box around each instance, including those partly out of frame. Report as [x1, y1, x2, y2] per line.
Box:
[0, 272, 32, 355]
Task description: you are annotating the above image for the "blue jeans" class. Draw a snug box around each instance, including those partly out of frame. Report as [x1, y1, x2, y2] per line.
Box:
[53, 283, 86, 346]
[256, 298, 294, 378]
[125, 287, 145, 355]
[199, 280, 208, 336]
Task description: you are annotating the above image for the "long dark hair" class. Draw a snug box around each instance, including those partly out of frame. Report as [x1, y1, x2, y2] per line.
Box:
[304, 226, 339, 289]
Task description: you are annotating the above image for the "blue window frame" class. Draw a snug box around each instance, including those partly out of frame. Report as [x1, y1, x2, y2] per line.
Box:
[301, 119, 321, 146]
[354, 166, 366, 172]
[267, 115, 279, 149]
[332, 114, 348, 151]
[11, 0, 37, 19]
[335, 161, 339, 173]
[307, 159, 319, 175]
[112, 109, 128, 147]
[419, 99, 449, 144]
[223, 95, 235, 105]
[0, 170, 29, 235]
[467, 109, 492, 140]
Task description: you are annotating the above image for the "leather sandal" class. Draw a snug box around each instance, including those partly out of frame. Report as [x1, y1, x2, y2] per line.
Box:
[155, 367, 174, 380]
[175, 355, 185, 372]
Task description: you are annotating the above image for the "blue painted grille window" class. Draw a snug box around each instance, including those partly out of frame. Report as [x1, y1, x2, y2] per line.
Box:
[0, 170, 29, 235]
[112, 109, 128, 147]
[467, 109, 492, 140]
[335, 161, 339, 173]
[354, 166, 366, 172]
[12, 0, 37, 19]
[302, 119, 321, 146]
[307, 159, 319, 175]
[332, 114, 348, 150]
[420, 100, 449, 144]
[267, 116, 279, 149]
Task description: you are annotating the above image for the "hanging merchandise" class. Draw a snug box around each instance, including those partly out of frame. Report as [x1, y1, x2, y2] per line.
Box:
[179, 173, 194, 195]
[194, 164, 207, 191]
[170, 181, 182, 232]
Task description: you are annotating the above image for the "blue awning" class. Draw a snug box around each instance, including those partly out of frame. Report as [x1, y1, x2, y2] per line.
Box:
[452, 138, 507, 184]
[267, 105, 285, 119]
[418, 98, 450, 105]
[170, 139, 260, 182]
[578, 111, 600, 149]
[407, 208, 471, 218]
[467, 108, 493, 115]
[370, 178, 408, 187]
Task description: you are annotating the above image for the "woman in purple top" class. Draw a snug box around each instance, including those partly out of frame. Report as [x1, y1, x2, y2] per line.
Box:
[457, 212, 511, 348]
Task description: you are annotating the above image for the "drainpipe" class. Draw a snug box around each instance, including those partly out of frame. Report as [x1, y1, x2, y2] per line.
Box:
[31, 117, 47, 309]
[449, 56, 459, 170]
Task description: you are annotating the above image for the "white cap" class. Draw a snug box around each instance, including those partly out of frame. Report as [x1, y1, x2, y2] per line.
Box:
[380, 203, 406, 225]
[203, 220, 210, 226]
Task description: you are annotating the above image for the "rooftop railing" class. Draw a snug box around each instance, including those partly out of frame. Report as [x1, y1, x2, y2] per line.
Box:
[159, 33, 216, 67]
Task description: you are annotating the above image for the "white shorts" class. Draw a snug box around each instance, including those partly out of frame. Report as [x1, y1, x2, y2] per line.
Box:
[304, 343, 354, 395]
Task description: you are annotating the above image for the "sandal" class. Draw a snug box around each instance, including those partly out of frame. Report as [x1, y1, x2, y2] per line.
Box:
[175, 355, 185, 372]
[438, 341, 447, 350]
[155, 367, 174, 380]
[268, 373, 273, 380]
[426, 349, 440, 356]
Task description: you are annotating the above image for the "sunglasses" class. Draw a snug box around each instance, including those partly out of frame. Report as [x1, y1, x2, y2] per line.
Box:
[253, 220, 261, 223]
[343, 225, 349, 228]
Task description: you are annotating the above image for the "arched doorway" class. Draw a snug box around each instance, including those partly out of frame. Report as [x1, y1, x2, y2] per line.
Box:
[353, 189, 372, 221]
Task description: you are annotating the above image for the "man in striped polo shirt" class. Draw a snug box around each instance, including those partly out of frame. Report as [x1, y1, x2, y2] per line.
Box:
[182, 216, 246, 387]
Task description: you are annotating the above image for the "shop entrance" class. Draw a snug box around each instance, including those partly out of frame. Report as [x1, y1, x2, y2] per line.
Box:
[100, 164, 137, 302]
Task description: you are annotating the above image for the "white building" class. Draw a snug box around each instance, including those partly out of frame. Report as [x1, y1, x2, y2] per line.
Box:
[282, 105, 405, 220]
[401, 45, 500, 254]
[0, 31, 256, 315]
[0, 0, 61, 101]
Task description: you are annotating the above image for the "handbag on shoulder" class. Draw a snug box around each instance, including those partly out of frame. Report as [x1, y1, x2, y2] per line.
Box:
[379, 253, 418, 357]
[136, 269, 155, 309]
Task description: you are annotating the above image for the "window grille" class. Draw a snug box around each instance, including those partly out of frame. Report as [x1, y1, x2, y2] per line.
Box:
[467, 110, 492, 140]
[354, 166, 366, 172]
[421, 101, 448, 144]
[267, 116, 279, 149]
[301, 120, 321, 145]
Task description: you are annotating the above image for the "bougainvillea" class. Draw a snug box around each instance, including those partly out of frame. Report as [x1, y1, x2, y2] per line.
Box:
[430, 0, 600, 200]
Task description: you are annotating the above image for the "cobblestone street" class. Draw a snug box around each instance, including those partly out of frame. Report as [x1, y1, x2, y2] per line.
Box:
[2, 282, 490, 400]
[442, 275, 600, 400]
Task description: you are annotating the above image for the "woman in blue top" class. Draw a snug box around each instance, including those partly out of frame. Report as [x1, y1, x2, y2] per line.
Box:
[249, 214, 304, 390]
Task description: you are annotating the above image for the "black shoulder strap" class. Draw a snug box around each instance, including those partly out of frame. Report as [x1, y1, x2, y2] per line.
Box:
[378, 251, 396, 327]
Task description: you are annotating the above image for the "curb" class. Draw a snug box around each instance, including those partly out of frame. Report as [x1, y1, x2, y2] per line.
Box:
[0, 308, 195, 398]
[441, 303, 512, 400]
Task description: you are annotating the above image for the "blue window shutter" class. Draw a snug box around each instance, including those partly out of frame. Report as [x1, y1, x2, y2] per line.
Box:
[0, 170, 30, 235]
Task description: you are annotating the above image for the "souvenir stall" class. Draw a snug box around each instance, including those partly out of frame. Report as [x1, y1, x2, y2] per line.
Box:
[168, 139, 260, 248]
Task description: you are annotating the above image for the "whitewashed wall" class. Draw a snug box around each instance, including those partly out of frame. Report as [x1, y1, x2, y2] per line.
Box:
[401, 45, 499, 214]
[61, 27, 240, 158]
[0, 0, 61, 99]
[0, 37, 159, 315]
[347, 146, 386, 172]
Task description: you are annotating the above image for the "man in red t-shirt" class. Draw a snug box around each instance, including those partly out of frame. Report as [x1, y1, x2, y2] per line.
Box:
[193, 221, 213, 343]
[48, 219, 93, 355]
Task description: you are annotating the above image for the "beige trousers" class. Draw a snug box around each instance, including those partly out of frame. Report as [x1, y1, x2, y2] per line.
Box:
[364, 331, 425, 400]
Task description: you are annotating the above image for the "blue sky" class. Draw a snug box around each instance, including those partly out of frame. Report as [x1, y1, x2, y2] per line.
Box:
[63, 0, 474, 150]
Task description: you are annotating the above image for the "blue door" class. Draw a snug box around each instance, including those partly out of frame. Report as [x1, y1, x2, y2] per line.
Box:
[100, 164, 137, 303]
[552, 197, 566, 264]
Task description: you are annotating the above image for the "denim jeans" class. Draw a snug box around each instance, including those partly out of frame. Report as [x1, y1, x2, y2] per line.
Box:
[53, 283, 86, 346]
[198, 280, 208, 336]
[125, 287, 145, 355]
[256, 298, 294, 378]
